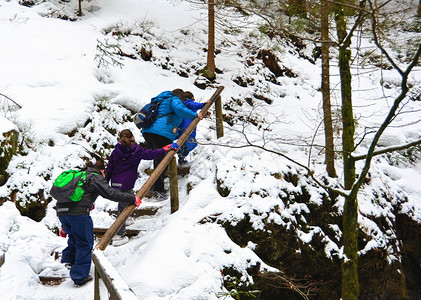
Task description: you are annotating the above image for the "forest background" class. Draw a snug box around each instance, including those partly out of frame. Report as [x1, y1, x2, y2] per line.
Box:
[0, 0, 420, 299]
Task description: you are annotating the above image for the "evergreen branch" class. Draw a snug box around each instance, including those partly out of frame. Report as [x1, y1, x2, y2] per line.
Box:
[94, 39, 124, 69]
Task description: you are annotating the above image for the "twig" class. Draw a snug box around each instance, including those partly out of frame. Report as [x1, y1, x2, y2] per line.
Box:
[0, 93, 22, 109]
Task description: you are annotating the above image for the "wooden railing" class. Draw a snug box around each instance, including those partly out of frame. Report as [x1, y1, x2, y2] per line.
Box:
[92, 86, 224, 299]
[92, 250, 137, 300]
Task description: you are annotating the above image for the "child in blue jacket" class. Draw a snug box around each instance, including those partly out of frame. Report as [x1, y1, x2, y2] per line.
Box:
[176, 91, 208, 164]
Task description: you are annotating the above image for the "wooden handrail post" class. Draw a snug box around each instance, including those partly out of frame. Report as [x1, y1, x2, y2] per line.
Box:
[94, 267, 100, 300]
[92, 250, 138, 300]
[168, 157, 179, 213]
[215, 95, 224, 138]
[95, 86, 224, 251]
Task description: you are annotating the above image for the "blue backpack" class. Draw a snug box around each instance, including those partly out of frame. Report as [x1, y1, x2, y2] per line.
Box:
[134, 98, 172, 129]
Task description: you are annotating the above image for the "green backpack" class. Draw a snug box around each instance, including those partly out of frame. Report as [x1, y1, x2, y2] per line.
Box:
[50, 170, 94, 203]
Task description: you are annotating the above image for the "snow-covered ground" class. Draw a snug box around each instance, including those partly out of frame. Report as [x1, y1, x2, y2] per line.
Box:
[0, 0, 420, 299]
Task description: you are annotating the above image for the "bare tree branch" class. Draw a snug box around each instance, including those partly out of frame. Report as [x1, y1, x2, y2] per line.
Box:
[0, 93, 22, 109]
[341, 0, 368, 47]
[352, 138, 421, 161]
[349, 0, 421, 199]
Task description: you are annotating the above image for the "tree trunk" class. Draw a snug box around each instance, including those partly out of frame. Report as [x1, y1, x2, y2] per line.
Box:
[418, 0, 421, 18]
[335, 4, 359, 300]
[287, 0, 307, 18]
[205, 0, 216, 80]
[78, 0, 82, 16]
[321, 0, 337, 178]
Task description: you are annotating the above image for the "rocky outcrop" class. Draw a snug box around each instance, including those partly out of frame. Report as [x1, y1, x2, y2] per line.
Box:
[216, 173, 421, 299]
[0, 129, 19, 186]
[396, 214, 421, 298]
[222, 209, 419, 299]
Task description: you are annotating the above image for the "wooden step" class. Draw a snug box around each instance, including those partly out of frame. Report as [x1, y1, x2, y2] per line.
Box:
[39, 276, 65, 285]
[144, 165, 190, 176]
[94, 228, 141, 237]
[108, 205, 159, 217]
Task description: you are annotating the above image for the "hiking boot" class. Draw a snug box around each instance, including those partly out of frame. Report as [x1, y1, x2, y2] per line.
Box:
[126, 217, 135, 226]
[178, 157, 188, 165]
[145, 191, 155, 198]
[74, 275, 93, 287]
[153, 191, 167, 200]
[112, 235, 129, 246]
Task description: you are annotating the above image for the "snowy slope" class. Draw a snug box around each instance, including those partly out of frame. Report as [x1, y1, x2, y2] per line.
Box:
[0, 0, 420, 299]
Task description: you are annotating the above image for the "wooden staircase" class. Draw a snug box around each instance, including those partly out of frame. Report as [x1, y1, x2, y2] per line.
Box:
[41, 87, 225, 295]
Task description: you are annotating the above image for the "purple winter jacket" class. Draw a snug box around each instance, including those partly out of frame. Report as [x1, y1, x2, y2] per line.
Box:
[105, 143, 165, 190]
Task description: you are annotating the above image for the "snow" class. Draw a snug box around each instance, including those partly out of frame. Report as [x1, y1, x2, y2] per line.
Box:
[92, 249, 138, 300]
[0, 0, 420, 299]
[0, 117, 17, 137]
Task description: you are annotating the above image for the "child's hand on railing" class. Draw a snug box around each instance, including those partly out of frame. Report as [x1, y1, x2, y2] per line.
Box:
[135, 197, 142, 208]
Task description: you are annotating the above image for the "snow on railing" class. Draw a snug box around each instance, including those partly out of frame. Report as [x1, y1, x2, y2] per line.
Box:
[92, 249, 137, 300]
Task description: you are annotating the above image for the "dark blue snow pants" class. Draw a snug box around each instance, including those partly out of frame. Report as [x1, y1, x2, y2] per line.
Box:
[117, 189, 134, 236]
[59, 214, 94, 284]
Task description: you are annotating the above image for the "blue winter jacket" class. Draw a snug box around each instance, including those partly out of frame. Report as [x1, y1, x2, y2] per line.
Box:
[142, 91, 198, 141]
[176, 99, 205, 151]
